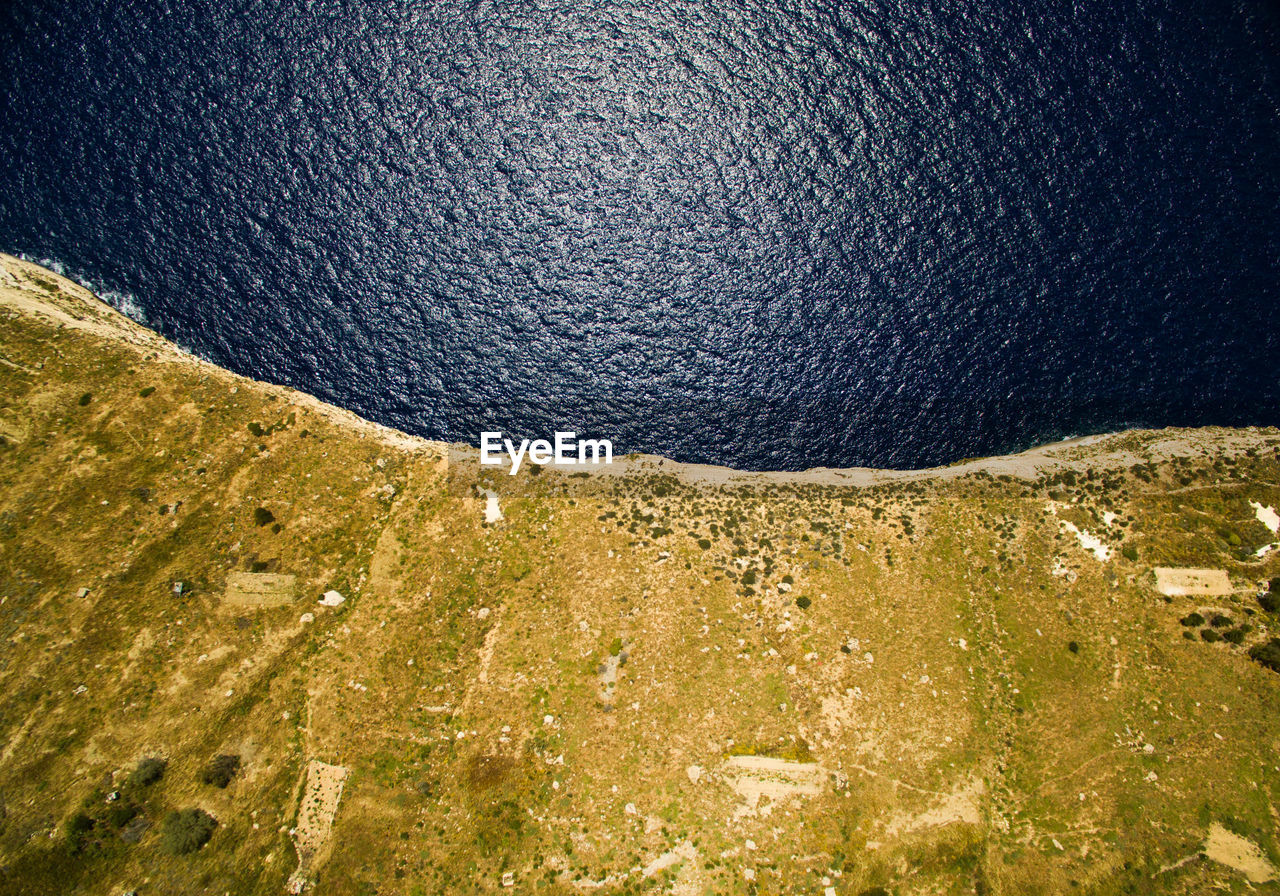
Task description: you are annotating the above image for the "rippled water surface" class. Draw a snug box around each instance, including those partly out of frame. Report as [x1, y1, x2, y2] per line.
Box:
[2, 1, 1278, 469]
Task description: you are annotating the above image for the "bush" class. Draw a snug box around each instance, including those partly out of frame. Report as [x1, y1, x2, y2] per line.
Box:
[1223, 627, 1249, 645]
[1200, 628, 1222, 643]
[1179, 612, 1204, 627]
[160, 808, 217, 855]
[1249, 639, 1280, 673]
[138, 386, 156, 397]
[1260, 594, 1280, 613]
[1121, 545, 1138, 561]
[253, 507, 275, 527]
[200, 754, 241, 789]
[127, 757, 166, 788]
[65, 812, 95, 836]
[107, 802, 138, 829]
[77, 393, 92, 406]
[697, 538, 711, 550]
[795, 596, 811, 610]
[1068, 641, 1080, 654]
[1210, 614, 1233, 629]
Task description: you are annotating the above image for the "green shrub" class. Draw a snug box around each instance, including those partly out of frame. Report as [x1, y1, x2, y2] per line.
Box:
[697, 538, 711, 550]
[1223, 627, 1249, 645]
[1179, 612, 1204, 627]
[138, 386, 156, 397]
[127, 757, 166, 788]
[1121, 545, 1138, 561]
[1067, 641, 1080, 654]
[795, 596, 811, 610]
[1249, 639, 1280, 673]
[1209, 614, 1233, 628]
[160, 808, 217, 855]
[200, 754, 241, 789]
[253, 507, 275, 527]
[63, 811, 97, 853]
[1260, 594, 1280, 613]
[65, 812, 95, 836]
[77, 393, 92, 406]
[1200, 628, 1222, 643]
[107, 802, 138, 829]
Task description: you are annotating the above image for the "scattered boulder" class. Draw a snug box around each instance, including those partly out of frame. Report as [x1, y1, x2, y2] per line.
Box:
[318, 590, 346, 607]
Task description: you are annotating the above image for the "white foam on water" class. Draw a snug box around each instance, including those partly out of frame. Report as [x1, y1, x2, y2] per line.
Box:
[19, 252, 148, 325]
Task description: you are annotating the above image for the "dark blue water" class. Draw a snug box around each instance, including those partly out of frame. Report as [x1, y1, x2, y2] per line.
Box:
[2, 1, 1278, 470]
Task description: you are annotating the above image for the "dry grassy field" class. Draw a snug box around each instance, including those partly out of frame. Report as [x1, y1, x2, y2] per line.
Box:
[2, 255, 1280, 894]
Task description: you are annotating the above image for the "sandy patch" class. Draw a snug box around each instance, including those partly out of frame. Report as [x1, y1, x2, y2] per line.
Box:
[723, 755, 825, 814]
[288, 760, 350, 893]
[1153, 568, 1233, 597]
[224, 572, 297, 608]
[483, 489, 503, 523]
[1202, 822, 1277, 882]
[884, 779, 984, 837]
[642, 840, 698, 878]
[1058, 520, 1113, 561]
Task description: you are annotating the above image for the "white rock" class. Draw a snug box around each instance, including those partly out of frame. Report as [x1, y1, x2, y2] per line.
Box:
[743, 869, 755, 881]
[745, 839, 756, 851]
[299, 612, 314, 624]
[686, 765, 703, 784]
[318, 590, 345, 607]
[1251, 501, 1280, 535]
[477, 607, 490, 620]
[625, 803, 637, 815]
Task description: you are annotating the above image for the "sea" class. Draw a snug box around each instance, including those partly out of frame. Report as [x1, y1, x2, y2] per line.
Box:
[2, 0, 1278, 470]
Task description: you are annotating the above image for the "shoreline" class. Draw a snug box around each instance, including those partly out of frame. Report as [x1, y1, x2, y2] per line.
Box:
[3, 250, 1274, 487]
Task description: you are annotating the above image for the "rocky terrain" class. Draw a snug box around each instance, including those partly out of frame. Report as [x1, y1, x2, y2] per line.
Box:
[2, 253, 1280, 895]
